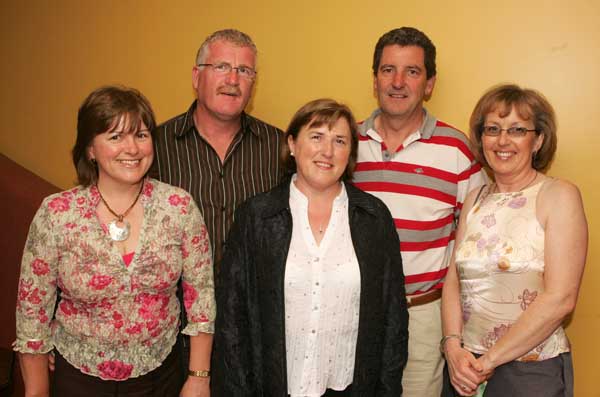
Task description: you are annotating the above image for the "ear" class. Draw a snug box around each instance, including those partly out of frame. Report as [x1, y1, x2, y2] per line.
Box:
[87, 145, 95, 162]
[192, 66, 200, 90]
[424, 75, 436, 100]
[287, 134, 296, 155]
[533, 132, 544, 153]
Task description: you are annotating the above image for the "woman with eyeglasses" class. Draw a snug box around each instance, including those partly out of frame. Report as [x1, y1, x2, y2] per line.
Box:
[441, 84, 587, 396]
[14, 86, 215, 397]
[212, 98, 408, 396]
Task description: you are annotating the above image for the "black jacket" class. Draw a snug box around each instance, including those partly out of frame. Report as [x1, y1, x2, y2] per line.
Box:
[212, 180, 408, 396]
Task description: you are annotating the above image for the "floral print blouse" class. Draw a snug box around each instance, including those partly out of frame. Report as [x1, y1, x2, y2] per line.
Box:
[14, 178, 215, 380]
[456, 181, 569, 362]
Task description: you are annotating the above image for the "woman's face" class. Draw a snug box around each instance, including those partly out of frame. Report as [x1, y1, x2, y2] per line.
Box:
[482, 106, 543, 180]
[88, 115, 154, 188]
[288, 116, 352, 194]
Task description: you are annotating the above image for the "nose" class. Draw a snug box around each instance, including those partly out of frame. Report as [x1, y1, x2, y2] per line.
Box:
[225, 68, 240, 85]
[391, 71, 405, 88]
[123, 134, 140, 154]
[497, 130, 511, 145]
[322, 138, 334, 157]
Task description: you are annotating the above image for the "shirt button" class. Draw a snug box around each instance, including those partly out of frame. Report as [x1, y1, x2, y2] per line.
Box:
[221, 205, 226, 212]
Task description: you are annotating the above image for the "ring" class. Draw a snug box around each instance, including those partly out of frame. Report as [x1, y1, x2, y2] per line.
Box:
[462, 385, 469, 391]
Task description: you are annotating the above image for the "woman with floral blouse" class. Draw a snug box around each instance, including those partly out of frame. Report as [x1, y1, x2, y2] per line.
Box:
[14, 86, 215, 397]
[441, 84, 587, 396]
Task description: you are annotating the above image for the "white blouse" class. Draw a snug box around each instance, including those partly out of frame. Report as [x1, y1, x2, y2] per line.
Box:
[285, 178, 361, 397]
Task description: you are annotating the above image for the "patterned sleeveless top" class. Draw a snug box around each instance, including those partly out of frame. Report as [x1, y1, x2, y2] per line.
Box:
[456, 180, 570, 361]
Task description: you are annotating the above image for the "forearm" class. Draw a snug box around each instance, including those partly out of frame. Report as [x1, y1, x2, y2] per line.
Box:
[188, 332, 213, 372]
[19, 352, 50, 397]
[482, 291, 572, 370]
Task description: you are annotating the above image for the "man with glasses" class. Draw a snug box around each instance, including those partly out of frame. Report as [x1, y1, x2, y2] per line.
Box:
[353, 27, 486, 396]
[151, 29, 283, 275]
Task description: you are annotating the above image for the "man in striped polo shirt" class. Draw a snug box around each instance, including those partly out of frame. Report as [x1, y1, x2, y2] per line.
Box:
[353, 27, 486, 396]
[150, 29, 284, 274]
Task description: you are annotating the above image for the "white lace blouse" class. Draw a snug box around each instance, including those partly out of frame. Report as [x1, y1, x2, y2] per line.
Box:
[285, 179, 361, 396]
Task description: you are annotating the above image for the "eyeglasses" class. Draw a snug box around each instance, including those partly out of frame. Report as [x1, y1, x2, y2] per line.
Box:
[197, 62, 257, 80]
[481, 125, 537, 138]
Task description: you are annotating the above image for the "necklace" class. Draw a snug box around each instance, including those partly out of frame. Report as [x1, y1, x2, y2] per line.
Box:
[493, 171, 538, 194]
[97, 181, 144, 241]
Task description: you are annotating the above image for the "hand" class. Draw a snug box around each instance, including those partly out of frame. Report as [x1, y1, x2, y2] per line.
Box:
[48, 352, 55, 372]
[180, 376, 210, 397]
[445, 342, 491, 396]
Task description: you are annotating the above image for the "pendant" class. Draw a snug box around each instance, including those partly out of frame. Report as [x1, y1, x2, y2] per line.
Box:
[107, 219, 131, 241]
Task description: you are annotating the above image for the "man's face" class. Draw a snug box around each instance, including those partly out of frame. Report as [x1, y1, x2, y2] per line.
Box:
[373, 45, 435, 120]
[192, 40, 256, 122]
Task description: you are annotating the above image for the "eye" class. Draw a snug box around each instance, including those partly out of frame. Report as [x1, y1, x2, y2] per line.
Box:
[407, 68, 420, 76]
[380, 66, 394, 75]
[310, 134, 322, 141]
[136, 130, 150, 139]
[214, 63, 231, 73]
[509, 127, 528, 136]
[483, 126, 500, 135]
[108, 133, 122, 141]
[237, 66, 250, 76]
[335, 137, 347, 145]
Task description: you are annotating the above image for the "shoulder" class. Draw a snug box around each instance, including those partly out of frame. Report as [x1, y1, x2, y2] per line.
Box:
[346, 182, 392, 217]
[152, 104, 195, 139]
[430, 119, 470, 144]
[538, 177, 584, 209]
[40, 186, 87, 210]
[244, 113, 284, 137]
[237, 180, 290, 217]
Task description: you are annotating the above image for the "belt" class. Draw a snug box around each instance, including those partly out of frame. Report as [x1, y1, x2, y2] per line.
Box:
[406, 289, 442, 308]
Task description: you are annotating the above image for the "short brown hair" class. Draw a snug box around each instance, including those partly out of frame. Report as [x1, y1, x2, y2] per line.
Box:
[373, 27, 436, 79]
[469, 84, 557, 172]
[72, 85, 156, 186]
[282, 98, 359, 181]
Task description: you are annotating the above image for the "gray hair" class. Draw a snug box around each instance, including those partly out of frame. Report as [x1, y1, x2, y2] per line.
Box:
[195, 29, 257, 64]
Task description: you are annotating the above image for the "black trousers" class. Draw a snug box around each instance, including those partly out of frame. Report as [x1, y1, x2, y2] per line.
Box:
[52, 342, 183, 397]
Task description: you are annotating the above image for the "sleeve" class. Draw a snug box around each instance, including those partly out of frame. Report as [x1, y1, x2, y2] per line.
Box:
[455, 151, 488, 222]
[14, 200, 59, 354]
[378, 204, 409, 395]
[180, 196, 216, 335]
[211, 203, 257, 395]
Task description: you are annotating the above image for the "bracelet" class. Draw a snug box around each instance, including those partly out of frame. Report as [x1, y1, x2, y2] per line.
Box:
[188, 369, 210, 378]
[439, 334, 462, 353]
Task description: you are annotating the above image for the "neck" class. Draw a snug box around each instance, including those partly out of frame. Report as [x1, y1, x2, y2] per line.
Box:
[294, 178, 343, 205]
[96, 178, 144, 211]
[376, 109, 424, 150]
[193, 105, 241, 143]
[495, 169, 538, 193]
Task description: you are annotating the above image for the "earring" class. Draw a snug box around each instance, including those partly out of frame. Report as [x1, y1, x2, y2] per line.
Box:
[90, 158, 96, 164]
[290, 152, 294, 156]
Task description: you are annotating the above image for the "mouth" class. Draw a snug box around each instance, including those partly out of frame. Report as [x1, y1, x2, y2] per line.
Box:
[314, 161, 333, 170]
[388, 92, 408, 99]
[494, 151, 515, 160]
[117, 159, 142, 167]
[218, 87, 241, 97]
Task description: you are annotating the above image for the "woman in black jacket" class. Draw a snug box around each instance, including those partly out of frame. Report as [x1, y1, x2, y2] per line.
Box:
[212, 98, 408, 396]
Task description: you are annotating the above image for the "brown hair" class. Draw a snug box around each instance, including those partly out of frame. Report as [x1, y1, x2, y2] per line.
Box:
[469, 84, 557, 172]
[72, 85, 156, 186]
[282, 98, 359, 181]
[373, 27, 436, 79]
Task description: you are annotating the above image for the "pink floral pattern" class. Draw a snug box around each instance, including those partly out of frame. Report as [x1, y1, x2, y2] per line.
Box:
[14, 179, 215, 380]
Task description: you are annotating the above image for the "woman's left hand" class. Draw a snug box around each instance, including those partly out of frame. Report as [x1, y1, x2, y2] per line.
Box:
[180, 376, 210, 397]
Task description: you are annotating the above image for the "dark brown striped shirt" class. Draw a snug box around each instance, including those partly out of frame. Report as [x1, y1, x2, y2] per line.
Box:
[150, 101, 284, 272]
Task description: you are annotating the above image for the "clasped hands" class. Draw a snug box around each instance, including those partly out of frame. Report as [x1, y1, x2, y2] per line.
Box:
[445, 341, 494, 396]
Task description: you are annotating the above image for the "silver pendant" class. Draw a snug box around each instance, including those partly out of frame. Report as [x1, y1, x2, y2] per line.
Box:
[107, 219, 131, 241]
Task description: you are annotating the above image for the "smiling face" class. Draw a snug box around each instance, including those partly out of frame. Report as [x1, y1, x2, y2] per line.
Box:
[482, 107, 544, 181]
[374, 45, 435, 121]
[287, 117, 352, 195]
[192, 39, 256, 122]
[88, 115, 154, 188]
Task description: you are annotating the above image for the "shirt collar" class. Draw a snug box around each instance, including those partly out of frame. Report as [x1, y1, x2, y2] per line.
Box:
[358, 107, 437, 142]
[175, 100, 260, 138]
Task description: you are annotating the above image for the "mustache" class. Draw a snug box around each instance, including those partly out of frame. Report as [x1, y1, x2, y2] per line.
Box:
[218, 85, 241, 96]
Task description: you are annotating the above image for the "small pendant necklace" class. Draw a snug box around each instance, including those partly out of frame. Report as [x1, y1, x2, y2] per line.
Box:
[97, 181, 144, 242]
[493, 171, 538, 194]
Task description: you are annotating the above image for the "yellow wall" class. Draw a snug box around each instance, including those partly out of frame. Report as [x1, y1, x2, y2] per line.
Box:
[1, 0, 598, 394]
